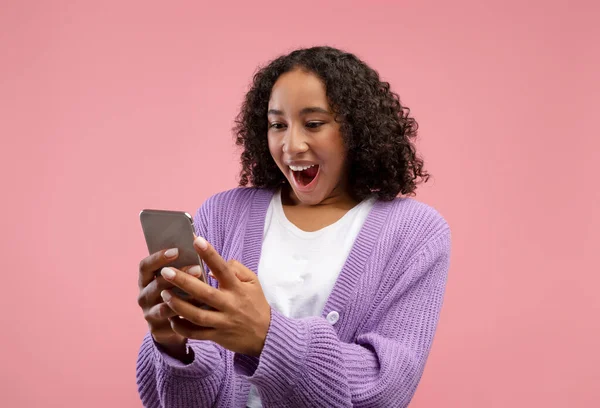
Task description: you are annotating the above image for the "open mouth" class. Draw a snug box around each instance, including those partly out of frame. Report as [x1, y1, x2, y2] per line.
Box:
[290, 164, 320, 189]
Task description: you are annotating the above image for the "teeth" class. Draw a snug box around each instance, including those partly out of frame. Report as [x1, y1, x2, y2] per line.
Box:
[289, 164, 317, 172]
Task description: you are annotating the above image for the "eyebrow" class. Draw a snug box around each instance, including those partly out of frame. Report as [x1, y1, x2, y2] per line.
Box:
[267, 107, 331, 116]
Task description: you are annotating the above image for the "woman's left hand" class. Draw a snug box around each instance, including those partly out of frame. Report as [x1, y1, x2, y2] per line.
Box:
[159, 236, 271, 357]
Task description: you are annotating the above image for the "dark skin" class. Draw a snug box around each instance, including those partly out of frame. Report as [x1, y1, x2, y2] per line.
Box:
[280, 184, 356, 232]
[138, 237, 272, 359]
[137, 249, 188, 361]
[269, 69, 359, 232]
[137, 69, 360, 361]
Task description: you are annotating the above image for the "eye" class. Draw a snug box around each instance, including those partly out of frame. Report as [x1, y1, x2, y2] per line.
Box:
[306, 121, 324, 129]
[269, 122, 286, 130]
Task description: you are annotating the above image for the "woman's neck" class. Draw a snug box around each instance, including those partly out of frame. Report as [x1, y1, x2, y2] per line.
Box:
[281, 184, 359, 211]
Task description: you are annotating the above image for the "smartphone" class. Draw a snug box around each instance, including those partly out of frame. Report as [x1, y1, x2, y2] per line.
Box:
[139, 209, 207, 299]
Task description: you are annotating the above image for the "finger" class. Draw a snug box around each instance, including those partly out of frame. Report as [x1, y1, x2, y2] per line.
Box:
[161, 290, 225, 328]
[138, 248, 179, 289]
[181, 264, 205, 279]
[150, 326, 185, 346]
[138, 267, 202, 309]
[193, 237, 237, 288]
[160, 267, 228, 310]
[145, 302, 178, 322]
[230, 261, 256, 283]
[169, 317, 217, 341]
[137, 276, 174, 308]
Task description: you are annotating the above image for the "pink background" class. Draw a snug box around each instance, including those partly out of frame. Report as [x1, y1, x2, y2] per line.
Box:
[1, 0, 598, 406]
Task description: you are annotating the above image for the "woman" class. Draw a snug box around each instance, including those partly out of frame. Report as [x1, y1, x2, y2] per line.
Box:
[136, 46, 451, 408]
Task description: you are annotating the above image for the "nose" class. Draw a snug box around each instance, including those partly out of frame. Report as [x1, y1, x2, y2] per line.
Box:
[282, 124, 308, 155]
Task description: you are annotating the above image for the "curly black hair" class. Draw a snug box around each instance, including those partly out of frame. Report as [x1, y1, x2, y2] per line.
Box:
[233, 46, 429, 201]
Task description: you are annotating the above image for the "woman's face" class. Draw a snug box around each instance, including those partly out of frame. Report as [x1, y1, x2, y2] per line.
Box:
[267, 68, 349, 206]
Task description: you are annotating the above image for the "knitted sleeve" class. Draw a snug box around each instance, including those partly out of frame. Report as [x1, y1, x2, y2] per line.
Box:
[135, 200, 236, 407]
[234, 231, 451, 408]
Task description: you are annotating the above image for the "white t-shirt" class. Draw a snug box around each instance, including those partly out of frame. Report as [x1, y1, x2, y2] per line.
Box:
[246, 189, 376, 407]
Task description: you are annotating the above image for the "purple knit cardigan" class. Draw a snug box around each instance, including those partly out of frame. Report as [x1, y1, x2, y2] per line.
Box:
[136, 187, 451, 407]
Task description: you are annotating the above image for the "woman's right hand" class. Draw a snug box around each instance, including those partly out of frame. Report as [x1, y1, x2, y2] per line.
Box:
[137, 248, 200, 360]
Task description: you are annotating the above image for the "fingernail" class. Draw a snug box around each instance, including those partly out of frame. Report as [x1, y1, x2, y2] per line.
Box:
[164, 248, 178, 259]
[187, 265, 202, 277]
[194, 236, 208, 250]
[161, 290, 172, 302]
[161, 267, 176, 280]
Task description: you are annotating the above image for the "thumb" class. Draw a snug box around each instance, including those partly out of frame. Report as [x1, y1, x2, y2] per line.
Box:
[234, 265, 256, 283]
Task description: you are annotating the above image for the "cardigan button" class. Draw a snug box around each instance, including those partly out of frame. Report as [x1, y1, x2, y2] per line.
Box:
[326, 311, 340, 325]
